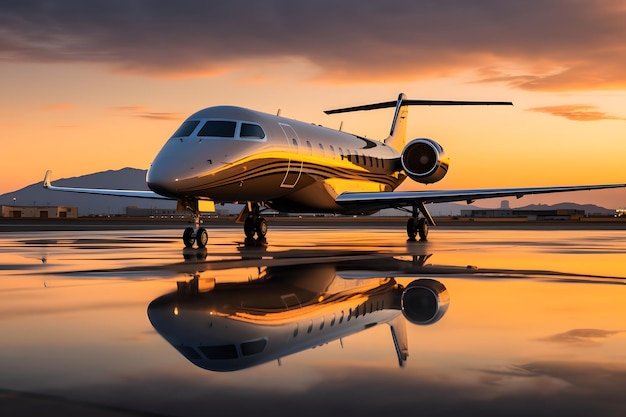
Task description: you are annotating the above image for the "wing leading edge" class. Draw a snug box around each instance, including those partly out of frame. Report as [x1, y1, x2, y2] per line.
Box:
[335, 184, 626, 214]
[43, 170, 171, 200]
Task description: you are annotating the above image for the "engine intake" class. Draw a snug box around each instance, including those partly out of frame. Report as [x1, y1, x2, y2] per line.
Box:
[401, 138, 449, 184]
[401, 279, 450, 325]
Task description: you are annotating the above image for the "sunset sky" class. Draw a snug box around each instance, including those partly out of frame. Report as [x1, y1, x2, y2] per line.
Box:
[1, 0, 625, 208]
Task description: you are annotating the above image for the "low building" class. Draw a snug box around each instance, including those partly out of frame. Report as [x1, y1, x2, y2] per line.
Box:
[125, 206, 189, 217]
[460, 208, 585, 220]
[1, 205, 78, 218]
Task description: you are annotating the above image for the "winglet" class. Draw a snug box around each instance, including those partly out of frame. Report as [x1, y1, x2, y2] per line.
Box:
[43, 170, 52, 189]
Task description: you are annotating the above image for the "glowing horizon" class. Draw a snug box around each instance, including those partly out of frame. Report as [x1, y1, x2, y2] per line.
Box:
[1, 1, 625, 208]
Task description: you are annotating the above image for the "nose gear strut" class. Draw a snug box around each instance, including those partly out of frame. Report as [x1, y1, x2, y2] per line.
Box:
[181, 198, 208, 248]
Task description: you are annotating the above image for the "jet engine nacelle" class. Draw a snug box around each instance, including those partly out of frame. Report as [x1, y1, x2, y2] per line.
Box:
[401, 279, 450, 325]
[401, 138, 449, 184]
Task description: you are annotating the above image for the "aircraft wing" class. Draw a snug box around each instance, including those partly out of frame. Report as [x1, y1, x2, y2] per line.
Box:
[336, 184, 626, 215]
[43, 170, 172, 200]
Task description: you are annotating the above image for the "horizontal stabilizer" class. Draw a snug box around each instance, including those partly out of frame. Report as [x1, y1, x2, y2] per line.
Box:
[325, 98, 512, 114]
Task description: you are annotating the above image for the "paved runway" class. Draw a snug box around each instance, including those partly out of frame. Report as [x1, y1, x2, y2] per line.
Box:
[1, 223, 625, 416]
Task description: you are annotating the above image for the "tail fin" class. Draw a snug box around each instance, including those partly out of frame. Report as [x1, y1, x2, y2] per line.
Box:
[385, 93, 409, 152]
[324, 93, 512, 153]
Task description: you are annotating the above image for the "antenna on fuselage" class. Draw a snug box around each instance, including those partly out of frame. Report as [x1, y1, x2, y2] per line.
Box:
[276, 109, 281, 116]
[339, 121, 343, 131]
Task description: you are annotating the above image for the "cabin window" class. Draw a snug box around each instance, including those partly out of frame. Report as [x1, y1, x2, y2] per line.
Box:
[306, 140, 313, 154]
[241, 339, 267, 356]
[197, 120, 237, 137]
[292, 138, 298, 147]
[171, 120, 200, 138]
[329, 145, 336, 158]
[174, 345, 202, 360]
[198, 344, 238, 359]
[369, 156, 373, 166]
[240, 123, 265, 139]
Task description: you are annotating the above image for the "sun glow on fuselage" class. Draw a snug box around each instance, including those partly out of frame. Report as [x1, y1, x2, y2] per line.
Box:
[146, 106, 406, 213]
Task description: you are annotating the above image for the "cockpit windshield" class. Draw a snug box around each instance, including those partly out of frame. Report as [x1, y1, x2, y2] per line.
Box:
[171, 120, 200, 138]
[198, 121, 237, 137]
[171, 119, 266, 141]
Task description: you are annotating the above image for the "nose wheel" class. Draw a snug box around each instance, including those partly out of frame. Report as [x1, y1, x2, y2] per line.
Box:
[181, 199, 208, 248]
[183, 226, 208, 248]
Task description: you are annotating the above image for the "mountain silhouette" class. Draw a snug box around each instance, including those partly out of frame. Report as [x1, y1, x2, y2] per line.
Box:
[0, 168, 175, 216]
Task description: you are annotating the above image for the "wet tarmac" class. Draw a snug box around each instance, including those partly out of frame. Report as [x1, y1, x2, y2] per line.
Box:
[1, 223, 625, 416]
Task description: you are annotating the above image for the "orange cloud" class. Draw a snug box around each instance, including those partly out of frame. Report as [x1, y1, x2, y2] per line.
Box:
[537, 328, 623, 347]
[111, 106, 183, 121]
[527, 105, 626, 121]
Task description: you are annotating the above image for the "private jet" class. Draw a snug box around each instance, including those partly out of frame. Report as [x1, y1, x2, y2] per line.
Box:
[44, 93, 626, 247]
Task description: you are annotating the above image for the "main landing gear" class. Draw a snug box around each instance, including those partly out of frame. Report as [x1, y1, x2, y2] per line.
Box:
[242, 202, 268, 246]
[407, 217, 428, 241]
[405, 202, 433, 242]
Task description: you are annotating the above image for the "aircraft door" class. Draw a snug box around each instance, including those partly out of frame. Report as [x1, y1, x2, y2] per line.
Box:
[279, 123, 303, 188]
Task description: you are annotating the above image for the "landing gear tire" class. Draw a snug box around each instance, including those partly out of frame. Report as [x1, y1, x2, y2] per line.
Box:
[244, 217, 256, 239]
[183, 227, 195, 248]
[407, 217, 418, 241]
[407, 218, 428, 241]
[255, 217, 267, 238]
[196, 227, 208, 248]
[417, 218, 428, 241]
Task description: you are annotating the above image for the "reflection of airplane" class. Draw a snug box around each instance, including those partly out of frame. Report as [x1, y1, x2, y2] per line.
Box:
[44, 93, 625, 247]
[147, 262, 449, 372]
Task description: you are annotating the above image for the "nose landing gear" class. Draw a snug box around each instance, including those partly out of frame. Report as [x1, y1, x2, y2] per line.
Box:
[183, 226, 208, 248]
[181, 198, 208, 248]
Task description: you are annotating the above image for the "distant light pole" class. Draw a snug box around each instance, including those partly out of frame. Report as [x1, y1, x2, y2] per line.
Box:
[12, 197, 16, 217]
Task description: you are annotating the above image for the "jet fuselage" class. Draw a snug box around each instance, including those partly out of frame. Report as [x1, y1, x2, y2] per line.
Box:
[146, 106, 406, 213]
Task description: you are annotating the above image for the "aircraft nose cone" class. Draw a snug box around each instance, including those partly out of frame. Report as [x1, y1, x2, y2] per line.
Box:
[146, 165, 181, 197]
